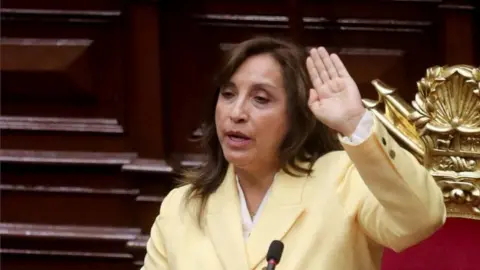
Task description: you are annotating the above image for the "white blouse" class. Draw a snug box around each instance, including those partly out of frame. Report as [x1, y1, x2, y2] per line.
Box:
[236, 110, 374, 240]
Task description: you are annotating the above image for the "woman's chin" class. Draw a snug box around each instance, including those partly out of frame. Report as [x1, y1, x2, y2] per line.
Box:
[224, 152, 255, 167]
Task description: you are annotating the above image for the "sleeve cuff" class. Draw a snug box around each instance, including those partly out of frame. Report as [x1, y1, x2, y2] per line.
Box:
[338, 110, 374, 145]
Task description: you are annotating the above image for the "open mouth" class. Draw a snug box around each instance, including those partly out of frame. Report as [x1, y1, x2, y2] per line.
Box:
[225, 131, 251, 144]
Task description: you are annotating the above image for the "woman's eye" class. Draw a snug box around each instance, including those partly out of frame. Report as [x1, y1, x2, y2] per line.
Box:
[220, 90, 234, 99]
[254, 96, 269, 104]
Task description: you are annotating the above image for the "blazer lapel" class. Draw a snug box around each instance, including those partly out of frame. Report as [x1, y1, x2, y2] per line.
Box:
[245, 169, 306, 269]
[205, 165, 249, 270]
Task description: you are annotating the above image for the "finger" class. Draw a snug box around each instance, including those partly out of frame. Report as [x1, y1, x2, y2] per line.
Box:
[330, 53, 350, 78]
[318, 47, 339, 79]
[306, 56, 323, 89]
[310, 47, 330, 82]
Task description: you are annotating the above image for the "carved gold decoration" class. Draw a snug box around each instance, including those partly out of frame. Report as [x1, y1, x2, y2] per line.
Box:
[363, 65, 480, 220]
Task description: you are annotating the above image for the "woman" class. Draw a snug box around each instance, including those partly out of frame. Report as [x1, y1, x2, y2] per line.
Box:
[142, 37, 446, 270]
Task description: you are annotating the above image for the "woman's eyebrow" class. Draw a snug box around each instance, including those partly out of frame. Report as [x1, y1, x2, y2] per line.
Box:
[222, 81, 236, 88]
[253, 82, 278, 89]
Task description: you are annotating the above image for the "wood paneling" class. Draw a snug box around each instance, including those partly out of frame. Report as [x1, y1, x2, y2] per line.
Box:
[438, 3, 477, 65]
[0, 1, 165, 158]
[0, 150, 173, 269]
[0, 6, 129, 154]
[0, 150, 173, 228]
[0, 223, 139, 270]
[160, 0, 446, 155]
[1, 0, 478, 269]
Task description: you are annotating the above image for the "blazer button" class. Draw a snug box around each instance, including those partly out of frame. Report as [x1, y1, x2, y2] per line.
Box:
[389, 150, 396, 159]
[382, 137, 387, 146]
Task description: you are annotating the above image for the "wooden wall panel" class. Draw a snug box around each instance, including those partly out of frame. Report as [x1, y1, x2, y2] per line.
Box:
[0, 0, 167, 267]
[0, 150, 172, 269]
[0, 223, 154, 269]
[122, 162, 175, 233]
[0, 11, 123, 118]
[0, 1, 166, 158]
[1, 0, 478, 269]
[0, 6, 129, 152]
[0, 150, 173, 228]
[0, 223, 139, 270]
[125, 2, 165, 159]
[161, 0, 460, 156]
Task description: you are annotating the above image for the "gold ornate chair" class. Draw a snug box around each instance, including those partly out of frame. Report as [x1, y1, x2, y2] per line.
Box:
[363, 65, 480, 269]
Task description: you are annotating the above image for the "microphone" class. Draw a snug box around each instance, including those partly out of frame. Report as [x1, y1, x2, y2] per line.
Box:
[266, 240, 284, 270]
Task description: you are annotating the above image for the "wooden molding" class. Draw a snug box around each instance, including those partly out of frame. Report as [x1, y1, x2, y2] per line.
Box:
[0, 248, 133, 259]
[0, 223, 141, 261]
[0, 222, 140, 241]
[122, 158, 174, 173]
[0, 116, 124, 133]
[194, 13, 432, 33]
[0, 149, 137, 165]
[126, 235, 148, 249]
[135, 195, 164, 203]
[0, 184, 139, 196]
[0, 8, 121, 23]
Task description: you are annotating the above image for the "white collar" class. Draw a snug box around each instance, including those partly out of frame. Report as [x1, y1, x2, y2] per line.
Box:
[235, 174, 275, 239]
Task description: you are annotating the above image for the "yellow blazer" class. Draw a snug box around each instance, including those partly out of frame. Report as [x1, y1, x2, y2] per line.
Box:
[142, 116, 446, 270]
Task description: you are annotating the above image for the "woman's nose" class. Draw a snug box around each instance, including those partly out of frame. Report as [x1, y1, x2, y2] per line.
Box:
[230, 99, 248, 123]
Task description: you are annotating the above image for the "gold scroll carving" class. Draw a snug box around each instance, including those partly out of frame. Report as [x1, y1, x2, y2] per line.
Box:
[363, 65, 480, 220]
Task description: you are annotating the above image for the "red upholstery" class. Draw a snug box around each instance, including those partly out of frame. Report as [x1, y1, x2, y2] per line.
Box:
[381, 218, 480, 270]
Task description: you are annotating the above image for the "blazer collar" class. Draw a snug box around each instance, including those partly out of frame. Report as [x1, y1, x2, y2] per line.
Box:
[206, 164, 307, 270]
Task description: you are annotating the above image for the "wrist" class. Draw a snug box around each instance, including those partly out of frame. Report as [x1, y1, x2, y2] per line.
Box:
[339, 110, 367, 137]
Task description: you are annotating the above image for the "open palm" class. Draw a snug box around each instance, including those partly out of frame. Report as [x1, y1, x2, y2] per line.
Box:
[306, 47, 366, 136]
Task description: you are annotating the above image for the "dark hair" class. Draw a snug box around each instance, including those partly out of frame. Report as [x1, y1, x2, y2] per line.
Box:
[180, 36, 340, 226]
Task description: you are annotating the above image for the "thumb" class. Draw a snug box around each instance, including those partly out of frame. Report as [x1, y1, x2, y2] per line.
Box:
[308, 88, 327, 122]
[308, 88, 319, 108]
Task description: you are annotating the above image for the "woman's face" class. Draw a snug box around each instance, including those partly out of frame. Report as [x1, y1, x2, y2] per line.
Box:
[215, 53, 289, 170]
